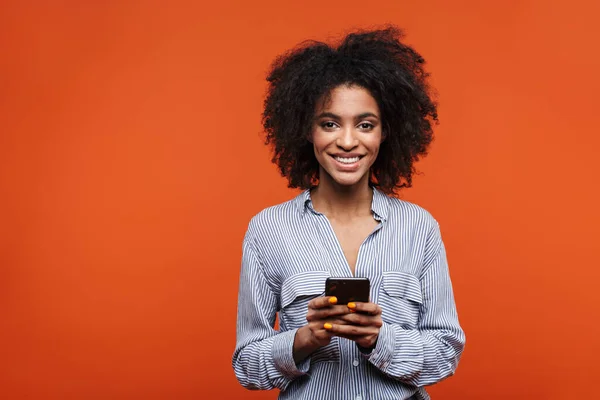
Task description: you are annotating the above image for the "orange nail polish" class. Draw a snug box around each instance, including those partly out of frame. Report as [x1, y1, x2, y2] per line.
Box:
[348, 302, 356, 309]
[329, 297, 338, 305]
[324, 323, 333, 330]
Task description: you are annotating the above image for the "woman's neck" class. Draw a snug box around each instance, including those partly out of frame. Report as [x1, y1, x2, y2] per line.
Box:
[310, 176, 373, 220]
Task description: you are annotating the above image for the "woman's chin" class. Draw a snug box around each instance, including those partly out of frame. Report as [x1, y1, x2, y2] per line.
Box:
[318, 166, 370, 189]
[329, 174, 368, 188]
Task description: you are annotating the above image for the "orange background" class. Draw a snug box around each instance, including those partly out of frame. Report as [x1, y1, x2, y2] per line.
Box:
[1, 1, 599, 399]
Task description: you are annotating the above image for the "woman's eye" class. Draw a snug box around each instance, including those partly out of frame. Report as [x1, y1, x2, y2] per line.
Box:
[322, 122, 337, 129]
[359, 122, 374, 130]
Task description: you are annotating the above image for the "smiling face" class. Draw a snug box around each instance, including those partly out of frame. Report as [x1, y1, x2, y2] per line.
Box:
[311, 85, 383, 190]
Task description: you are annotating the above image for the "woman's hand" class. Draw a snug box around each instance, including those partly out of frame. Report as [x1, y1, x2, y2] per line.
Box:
[325, 301, 383, 349]
[305, 296, 351, 346]
[293, 296, 349, 363]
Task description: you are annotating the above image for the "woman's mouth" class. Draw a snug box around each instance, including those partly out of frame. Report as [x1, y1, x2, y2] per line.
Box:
[334, 156, 361, 164]
[330, 154, 363, 171]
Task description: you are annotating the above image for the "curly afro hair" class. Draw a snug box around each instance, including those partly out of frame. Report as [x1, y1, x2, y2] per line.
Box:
[262, 26, 438, 195]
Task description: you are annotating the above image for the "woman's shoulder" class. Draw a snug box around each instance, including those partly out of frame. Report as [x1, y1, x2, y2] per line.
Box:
[246, 191, 307, 233]
[385, 194, 439, 228]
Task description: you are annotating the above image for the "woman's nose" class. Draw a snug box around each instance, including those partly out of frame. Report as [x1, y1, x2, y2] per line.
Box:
[336, 127, 358, 150]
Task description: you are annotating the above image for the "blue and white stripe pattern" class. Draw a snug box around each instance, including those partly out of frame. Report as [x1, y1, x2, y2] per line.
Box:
[233, 188, 465, 400]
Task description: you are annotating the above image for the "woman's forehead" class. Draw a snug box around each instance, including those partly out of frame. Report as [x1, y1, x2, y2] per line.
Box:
[315, 85, 380, 116]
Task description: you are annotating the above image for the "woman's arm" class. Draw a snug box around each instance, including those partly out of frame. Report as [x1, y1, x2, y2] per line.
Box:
[316, 221, 464, 386]
[232, 234, 310, 390]
[365, 224, 465, 386]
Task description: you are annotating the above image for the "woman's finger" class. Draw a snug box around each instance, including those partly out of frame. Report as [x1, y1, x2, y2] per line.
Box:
[347, 301, 381, 316]
[323, 322, 375, 337]
[337, 312, 383, 327]
[308, 296, 339, 310]
[307, 305, 351, 322]
[323, 323, 380, 349]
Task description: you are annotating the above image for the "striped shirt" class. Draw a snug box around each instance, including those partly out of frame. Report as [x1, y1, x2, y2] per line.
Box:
[233, 188, 465, 400]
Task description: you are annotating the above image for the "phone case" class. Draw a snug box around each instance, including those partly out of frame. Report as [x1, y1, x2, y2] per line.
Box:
[325, 277, 370, 304]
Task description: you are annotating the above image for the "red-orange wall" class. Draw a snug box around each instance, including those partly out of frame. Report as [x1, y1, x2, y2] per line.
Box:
[1, 1, 599, 399]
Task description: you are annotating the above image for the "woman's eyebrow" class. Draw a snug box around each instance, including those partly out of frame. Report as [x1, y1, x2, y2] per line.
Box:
[315, 112, 341, 120]
[315, 112, 380, 120]
[356, 112, 379, 120]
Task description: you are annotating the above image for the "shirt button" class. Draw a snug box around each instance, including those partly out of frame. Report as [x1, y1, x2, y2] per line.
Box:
[355, 395, 363, 400]
[352, 359, 359, 367]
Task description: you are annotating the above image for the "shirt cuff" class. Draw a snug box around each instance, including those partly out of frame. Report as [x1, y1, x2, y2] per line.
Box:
[272, 329, 311, 379]
[366, 322, 396, 371]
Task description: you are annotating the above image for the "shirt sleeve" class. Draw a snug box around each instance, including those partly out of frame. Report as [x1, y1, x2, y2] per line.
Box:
[232, 230, 310, 390]
[365, 222, 466, 387]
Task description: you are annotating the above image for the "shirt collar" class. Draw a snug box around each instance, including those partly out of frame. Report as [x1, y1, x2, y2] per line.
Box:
[296, 186, 389, 222]
[296, 189, 313, 216]
[371, 187, 389, 222]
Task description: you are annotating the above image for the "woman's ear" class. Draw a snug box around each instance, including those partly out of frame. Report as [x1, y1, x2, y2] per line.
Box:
[306, 131, 314, 143]
[381, 123, 390, 143]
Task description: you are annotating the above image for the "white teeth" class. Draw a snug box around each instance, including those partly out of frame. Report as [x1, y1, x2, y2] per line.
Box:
[335, 156, 360, 164]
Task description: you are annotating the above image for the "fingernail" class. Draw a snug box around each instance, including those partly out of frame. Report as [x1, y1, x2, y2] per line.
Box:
[323, 323, 333, 330]
[347, 302, 356, 309]
[329, 297, 338, 305]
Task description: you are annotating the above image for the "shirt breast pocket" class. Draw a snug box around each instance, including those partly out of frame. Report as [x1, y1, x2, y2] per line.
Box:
[279, 270, 329, 330]
[378, 271, 423, 329]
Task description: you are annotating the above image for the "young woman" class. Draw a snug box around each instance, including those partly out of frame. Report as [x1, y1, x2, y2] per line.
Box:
[232, 27, 465, 400]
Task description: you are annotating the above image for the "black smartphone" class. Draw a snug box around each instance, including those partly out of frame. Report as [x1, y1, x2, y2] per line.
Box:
[325, 277, 370, 304]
